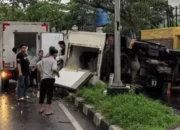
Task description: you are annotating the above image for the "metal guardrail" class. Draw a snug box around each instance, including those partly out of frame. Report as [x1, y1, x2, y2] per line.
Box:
[164, 5, 180, 27]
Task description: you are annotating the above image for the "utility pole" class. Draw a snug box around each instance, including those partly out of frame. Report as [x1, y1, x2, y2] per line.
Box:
[108, 0, 129, 95]
[114, 0, 121, 85]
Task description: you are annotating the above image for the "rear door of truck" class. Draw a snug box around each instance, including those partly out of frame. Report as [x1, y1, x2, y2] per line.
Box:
[2, 22, 48, 69]
[40, 33, 64, 55]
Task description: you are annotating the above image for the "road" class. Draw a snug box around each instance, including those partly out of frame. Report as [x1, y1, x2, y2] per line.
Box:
[0, 82, 98, 130]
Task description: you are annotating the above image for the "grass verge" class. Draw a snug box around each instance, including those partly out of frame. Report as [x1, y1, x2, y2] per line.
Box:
[77, 83, 180, 130]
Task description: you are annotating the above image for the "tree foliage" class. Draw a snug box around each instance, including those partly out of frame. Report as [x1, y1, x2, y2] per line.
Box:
[61, 0, 97, 30]
[0, 0, 172, 36]
[25, 2, 67, 30]
[0, 0, 96, 31]
[75, 0, 169, 37]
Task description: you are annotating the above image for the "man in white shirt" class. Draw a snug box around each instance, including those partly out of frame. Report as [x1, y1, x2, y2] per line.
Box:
[37, 46, 59, 116]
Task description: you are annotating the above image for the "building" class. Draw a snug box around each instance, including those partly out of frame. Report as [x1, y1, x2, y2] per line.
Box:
[141, 27, 180, 49]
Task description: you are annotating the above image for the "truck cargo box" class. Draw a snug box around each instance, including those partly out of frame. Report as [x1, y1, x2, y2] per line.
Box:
[55, 31, 106, 90]
[0, 21, 49, 91]
[0, 21, 49, 69]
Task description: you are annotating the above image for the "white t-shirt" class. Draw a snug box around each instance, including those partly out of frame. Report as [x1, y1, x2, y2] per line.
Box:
[37, 56, 57, 79]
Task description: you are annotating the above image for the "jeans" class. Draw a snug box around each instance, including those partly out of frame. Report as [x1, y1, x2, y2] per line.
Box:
[37, 71, 41, 86]
[17, 75, 30, 98]
[30, 69, 38, 86]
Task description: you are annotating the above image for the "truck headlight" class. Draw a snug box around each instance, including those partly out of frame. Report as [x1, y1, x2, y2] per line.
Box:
[0, 71, 12, 78]
[1, 72, 6, 78]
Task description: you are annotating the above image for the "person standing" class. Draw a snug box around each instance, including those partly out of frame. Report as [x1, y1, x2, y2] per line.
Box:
[37, 46, 59, 116]
[12, 47, 18, 68]
[12, 47, 19, 92]
[30, 50, 44, 88]
[58, 41, 66, 56]
[38, 50, 44, 61]
[57, 41, 66, 70]
[16, 44, 30, 100]
[37, 50, 44, 84]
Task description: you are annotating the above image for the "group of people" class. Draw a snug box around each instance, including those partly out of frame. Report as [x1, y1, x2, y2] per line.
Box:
[12, 41, 66, 116]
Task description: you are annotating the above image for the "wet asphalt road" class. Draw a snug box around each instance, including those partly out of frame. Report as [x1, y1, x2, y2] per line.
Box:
[0, 82, 98, 130]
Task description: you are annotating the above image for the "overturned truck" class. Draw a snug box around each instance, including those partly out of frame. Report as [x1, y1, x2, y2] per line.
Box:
[55, 31, 180, 96]
[101, 37, 180, 96]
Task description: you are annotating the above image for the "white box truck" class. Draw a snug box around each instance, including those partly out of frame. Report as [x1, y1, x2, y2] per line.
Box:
[0, 21, 49, 91]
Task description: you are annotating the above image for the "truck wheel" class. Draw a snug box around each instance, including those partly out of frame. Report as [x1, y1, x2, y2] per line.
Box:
[1, 78, 10, 94]
[121, 53, 130, 74]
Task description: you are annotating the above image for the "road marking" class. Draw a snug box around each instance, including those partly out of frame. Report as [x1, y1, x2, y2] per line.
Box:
[58, 102, 84, 130]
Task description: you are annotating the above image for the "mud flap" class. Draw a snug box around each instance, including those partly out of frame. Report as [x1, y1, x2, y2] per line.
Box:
[55, 68, 92, 90]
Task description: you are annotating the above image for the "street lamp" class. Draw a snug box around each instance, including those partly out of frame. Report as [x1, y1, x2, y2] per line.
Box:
[107, 0, 129, 95]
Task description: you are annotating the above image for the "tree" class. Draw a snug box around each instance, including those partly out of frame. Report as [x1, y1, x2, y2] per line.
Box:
[0, 0, 69, 31]
[25, 2, 66, 31]
[74, 0, 168, 37]
[62, 0, 97, 30]
[0, 3, 25, 21]
[0, 0, 97, 31]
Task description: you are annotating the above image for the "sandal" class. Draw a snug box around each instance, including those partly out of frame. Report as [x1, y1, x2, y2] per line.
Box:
[39, 110, 44, 114]
[45, 112, 54, 116]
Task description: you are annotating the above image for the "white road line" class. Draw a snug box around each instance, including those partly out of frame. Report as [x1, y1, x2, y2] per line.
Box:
[58, 102, 84, 130]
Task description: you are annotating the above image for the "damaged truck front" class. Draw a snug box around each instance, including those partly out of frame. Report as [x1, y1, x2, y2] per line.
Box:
[102, 37, 180, 97]
[131, 41, 180, 95]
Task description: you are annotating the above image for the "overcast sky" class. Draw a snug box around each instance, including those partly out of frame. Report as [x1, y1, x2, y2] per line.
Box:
[61, 0, 70, 4]
[1, 0, 70, 4]
[168, 0, 180, 7]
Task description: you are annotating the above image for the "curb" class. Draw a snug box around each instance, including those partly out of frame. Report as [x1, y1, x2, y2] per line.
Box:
[67, 94, 123, 130]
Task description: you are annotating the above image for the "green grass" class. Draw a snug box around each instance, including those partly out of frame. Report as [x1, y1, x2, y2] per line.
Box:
[77, 83, 180, 130]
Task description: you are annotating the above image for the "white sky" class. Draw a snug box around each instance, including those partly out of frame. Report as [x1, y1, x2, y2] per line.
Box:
[1, 0, 70, 4]
[61, 0, 70, 4]
[168, 0, 180, 7]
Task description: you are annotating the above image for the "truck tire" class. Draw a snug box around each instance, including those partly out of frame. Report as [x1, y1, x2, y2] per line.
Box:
[1, 78, 10, 94]
[121, 53, 130, 74]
